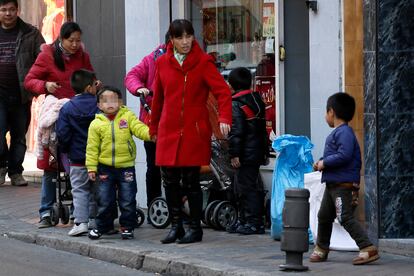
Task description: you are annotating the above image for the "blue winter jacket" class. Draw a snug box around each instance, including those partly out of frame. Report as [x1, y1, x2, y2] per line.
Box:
[321, 124, 361, 184]
[56, 93, 99, 164]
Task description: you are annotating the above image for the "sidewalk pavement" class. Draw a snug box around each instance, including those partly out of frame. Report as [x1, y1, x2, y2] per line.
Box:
[0, 153, 412, 275]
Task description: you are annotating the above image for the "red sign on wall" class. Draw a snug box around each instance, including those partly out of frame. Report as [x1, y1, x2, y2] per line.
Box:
[255, 76, 275, 142]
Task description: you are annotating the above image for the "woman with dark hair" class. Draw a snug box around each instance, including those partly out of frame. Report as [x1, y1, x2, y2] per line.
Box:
[25, 21, 93, 99]
[24, 21, 95, 228]
[150, 19, 232, 244]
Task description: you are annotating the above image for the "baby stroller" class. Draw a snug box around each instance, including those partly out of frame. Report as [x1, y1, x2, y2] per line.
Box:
[148, 139, 237, 231]
[36, 94, 73, 226]
[146, 93, 238, 231]
[49, 150, 73, 226]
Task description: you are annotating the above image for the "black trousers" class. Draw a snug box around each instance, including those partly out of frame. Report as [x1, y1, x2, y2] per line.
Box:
[317, 185, 372, 250]
[144, 141, 162, 207]
[234, 164, 264, 226]
[160, 166, 202, 226]
[0, 100, 31, 175]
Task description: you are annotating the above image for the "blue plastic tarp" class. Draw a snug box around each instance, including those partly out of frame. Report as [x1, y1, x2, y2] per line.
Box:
[270, 134, 314, 242]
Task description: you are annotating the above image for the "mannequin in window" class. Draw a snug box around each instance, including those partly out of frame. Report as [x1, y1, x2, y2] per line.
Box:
[41, 0, 64, 44]
[251, 32, 264, 64]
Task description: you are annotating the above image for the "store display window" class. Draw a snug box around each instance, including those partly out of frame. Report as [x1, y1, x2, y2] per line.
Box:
[187, 0, 276, 143]
[17, 0, 72, 152]
[19, 0, 70, 43]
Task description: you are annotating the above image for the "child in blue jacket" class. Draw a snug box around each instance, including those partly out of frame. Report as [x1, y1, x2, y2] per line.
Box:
[56, 69, 100, 236]
[310, 92, 379, 265]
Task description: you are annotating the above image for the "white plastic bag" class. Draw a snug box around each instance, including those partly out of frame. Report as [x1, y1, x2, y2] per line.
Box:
[305, 171, 358, 251]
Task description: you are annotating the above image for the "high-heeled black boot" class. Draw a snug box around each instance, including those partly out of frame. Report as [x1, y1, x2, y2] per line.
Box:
[161, 207, 185, 244]
[160, 180, 185, 244]
[177, 220, 203, 244]
[177, 191, 203, 244]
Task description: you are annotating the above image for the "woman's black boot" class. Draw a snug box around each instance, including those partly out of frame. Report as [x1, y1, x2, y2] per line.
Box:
[177, 191, 203, 244]
[177, 220, 203, 244]
[160, 179, 184, 244]
[161, 208, 185, 244]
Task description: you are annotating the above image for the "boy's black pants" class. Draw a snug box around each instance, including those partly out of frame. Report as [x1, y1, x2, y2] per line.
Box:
[317, 184, 372, 250]
[234, 164, 264, 226]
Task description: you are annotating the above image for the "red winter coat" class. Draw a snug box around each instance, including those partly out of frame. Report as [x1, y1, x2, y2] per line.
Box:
[24, 43, 94, 170]
[24, 44, 93, 99]
[150, 41, 232, 166]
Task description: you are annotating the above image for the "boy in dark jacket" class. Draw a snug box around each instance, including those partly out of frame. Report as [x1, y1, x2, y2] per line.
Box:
[227, 67, 268, 235]
[56, 69, 100, 236]
[310, 92, 379, 265]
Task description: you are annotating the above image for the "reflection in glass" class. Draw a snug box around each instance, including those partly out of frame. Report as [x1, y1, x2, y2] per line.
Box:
[188, 0, 276, 144]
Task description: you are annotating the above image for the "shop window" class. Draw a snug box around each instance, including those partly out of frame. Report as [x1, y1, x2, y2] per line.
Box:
[187, 0, 276, 144]
[187, 1, 275, 74]
[18, 0, 72, 43]
[17, 0, 72, 152]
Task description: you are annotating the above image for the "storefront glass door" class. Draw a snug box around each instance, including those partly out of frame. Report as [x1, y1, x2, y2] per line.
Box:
[186, 0, 281, 146]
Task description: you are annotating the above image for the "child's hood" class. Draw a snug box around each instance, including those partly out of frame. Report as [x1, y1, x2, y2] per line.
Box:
[232, 90, 264, 115]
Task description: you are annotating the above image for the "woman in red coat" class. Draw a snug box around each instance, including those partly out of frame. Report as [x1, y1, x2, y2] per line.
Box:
[150, 19, 232, 244]
[24, 22, 94, 229]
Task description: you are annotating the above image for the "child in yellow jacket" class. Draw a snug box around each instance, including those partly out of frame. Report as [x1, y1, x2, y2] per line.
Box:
[86, 85, 150, 240]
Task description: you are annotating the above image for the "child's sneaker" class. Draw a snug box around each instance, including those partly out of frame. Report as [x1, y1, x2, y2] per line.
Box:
[226, 221, 244, 234]
[352, 245, 380, 265]
[68, 223, 88, 236]
[38, 216, 52, 229]
[88, 229, 102, 240]
[309, 245, 329, 262]
[121, 227, 134, 240]
[236, 223, 265, 235]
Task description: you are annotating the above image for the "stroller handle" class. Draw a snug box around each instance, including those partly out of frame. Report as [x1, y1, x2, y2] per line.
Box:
[139, 91, 152, 114]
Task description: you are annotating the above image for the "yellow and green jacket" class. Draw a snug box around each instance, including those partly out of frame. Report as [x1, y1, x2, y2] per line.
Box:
[86, 106, 150, 172]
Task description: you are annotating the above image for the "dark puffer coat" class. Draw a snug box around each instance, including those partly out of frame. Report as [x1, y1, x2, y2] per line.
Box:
[229, 90, 268, 165]
[15, 18, 45, 104]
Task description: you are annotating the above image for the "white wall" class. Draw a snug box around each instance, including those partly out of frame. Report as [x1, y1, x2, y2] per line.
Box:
[125, 0, 170, 207]
[309, 0, 343, 160]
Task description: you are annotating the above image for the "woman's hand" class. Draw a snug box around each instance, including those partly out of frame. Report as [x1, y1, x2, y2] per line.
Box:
[231, 157, 241, 168]
[137, 88, 150, 96]
[220, 123, 231, 137]
[45, 82, 61, 93]
[95, 80, 103, 90]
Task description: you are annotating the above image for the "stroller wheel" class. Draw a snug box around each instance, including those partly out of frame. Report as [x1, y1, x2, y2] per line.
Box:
[135, 208, 145, 228]
[60, 204, 70, 225]
[212, 201, 237, 230]
[148, 197, 170, 229]
[50, 203, 60, 226]
[203, 200, 221, 228]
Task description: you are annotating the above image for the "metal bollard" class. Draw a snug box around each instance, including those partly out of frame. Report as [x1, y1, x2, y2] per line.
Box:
[279, 188, 310, 271]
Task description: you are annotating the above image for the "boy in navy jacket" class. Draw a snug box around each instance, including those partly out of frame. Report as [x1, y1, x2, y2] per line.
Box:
[310, 92, 379, 265]
[56, 69, 100, 236]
